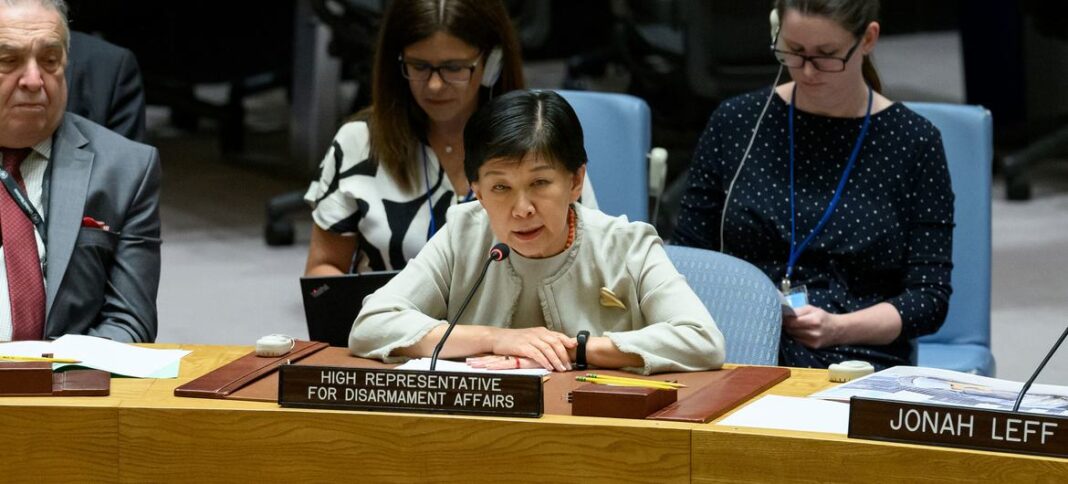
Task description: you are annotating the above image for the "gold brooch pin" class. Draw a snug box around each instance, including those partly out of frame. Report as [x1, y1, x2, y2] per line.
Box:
[599, 287, 626, 310]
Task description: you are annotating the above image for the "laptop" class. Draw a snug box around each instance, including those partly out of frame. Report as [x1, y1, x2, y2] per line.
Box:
[300, 271, 399, 347]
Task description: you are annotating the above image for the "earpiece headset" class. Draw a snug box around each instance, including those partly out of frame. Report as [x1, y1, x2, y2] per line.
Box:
[719, 9, 785, 252]
[480, 46, 503, 88]
[770, 8, 780, 39]
[433, 0, 501, 88]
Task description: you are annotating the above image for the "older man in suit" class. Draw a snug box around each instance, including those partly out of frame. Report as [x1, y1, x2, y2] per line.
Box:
[0, 0, 160, 342]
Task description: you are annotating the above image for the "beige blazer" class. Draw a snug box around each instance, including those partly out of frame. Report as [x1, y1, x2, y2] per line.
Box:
[350, 202, 725, 374]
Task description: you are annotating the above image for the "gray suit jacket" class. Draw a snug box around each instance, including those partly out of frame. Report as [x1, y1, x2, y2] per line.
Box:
[43, 113, 161, 342]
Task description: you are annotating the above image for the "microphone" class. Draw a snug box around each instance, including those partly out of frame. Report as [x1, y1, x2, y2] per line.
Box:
[1012, 324, 1068, 412]
[429, 243, 510, 371]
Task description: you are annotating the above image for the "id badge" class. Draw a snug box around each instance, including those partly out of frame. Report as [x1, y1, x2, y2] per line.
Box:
[785, 285, 809, 309]
[779, 285, 809, 316]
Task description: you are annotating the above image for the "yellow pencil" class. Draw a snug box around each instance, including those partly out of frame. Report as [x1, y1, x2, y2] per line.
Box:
[584, 373, 686, 388]
[576, 376, 677, 390]
[584, 376, 681, 390]
[576, 376, 678, 390]
[0, 355, 81, 364]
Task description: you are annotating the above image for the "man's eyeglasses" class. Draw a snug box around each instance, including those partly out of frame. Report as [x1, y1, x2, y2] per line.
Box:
[770, 36, 862, 73]
[399, 54, 481, 84]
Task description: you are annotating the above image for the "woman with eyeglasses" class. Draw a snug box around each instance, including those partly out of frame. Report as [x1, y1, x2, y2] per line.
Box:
[304, 0, 597, 275]
[675, 0, 953, 371]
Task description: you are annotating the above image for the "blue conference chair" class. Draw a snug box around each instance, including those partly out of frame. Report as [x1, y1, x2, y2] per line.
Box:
[665, 245, 781, 365]
[906, 102, 995, 376]
[557, 90, 651, 222]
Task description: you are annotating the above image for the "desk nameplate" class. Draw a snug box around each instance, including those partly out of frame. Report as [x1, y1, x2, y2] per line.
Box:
[279, 364, 543, 418]
[849, 397, 1068, 459]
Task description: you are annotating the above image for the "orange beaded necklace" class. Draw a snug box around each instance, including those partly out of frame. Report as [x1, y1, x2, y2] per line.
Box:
[564, 206, 577, 250]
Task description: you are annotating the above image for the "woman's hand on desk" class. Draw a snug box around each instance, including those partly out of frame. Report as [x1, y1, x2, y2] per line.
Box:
[467, 354, 540, 370]
[392, 325, 574, 370]
[468, 336, 645, 372]
[489, 327, 576, 372]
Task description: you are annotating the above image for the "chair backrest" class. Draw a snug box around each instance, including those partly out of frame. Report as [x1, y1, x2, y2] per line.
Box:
[665, 245, 781, 365]
[681, 0, 781, 101]
[557, 90, 650, 222]
[66, 31, 147, 142]
[904, 102, 993, 349]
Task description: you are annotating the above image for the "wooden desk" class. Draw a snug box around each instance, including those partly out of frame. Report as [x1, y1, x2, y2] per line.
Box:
[1, 345, 692, 483]
[1, 345, 1065, 483]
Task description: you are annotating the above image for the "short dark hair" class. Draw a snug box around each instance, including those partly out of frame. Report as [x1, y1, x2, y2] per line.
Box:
[464, 90, 587, 182]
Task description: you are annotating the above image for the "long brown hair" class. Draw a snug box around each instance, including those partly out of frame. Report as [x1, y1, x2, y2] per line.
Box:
[774, 0, 882, 93]
[365, 0, 524, 192]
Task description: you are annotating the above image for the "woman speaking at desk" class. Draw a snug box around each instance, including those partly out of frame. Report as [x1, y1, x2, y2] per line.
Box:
[674, 0, 953, 371]
[350, 90, 725, 375]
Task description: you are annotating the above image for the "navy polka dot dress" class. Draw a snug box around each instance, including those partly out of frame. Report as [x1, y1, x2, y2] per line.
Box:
[675, 88, 954, 370]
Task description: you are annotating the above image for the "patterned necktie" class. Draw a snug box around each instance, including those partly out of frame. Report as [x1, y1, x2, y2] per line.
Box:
[0, 148, 45, 340]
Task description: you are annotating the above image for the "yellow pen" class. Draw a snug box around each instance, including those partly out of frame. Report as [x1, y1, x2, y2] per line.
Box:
[588, 377, 680, 390]
[576, 376, 677, 390]
[584, 373, 686, 388]
[0, 355, 81, 364]
[576, 376, 678, 390]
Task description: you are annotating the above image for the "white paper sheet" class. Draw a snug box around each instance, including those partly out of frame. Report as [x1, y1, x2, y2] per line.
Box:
[0, 335, 189, 378]
[0, 340, 53, 357]
[396, 357, 550, 377]
[717, 395, 850, 434]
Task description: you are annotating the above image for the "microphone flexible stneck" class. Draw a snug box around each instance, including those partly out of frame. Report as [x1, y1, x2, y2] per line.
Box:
[1012, 324, 1068, 413]
[429, 244, 508, 371]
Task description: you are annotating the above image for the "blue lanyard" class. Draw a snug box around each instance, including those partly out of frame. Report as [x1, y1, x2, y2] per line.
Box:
[421, 146, 474, 240]
[784, 83, 873, 290]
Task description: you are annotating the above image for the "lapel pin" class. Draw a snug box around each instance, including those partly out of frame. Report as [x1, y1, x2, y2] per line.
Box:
[599, 287, 626, 310]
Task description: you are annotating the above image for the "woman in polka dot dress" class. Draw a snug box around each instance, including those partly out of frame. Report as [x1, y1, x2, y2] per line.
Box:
[674, 0, 953, 370]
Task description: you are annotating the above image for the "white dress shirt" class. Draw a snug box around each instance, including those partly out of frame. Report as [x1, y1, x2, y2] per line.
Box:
[0, 136, 51, 341]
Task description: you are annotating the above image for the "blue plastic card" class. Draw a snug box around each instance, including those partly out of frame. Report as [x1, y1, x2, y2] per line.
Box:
[786, 289, 809, 309]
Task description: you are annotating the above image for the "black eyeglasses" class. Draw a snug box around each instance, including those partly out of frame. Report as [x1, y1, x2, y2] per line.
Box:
[398, 53, 481, 84]
[770, 36, 862, 73]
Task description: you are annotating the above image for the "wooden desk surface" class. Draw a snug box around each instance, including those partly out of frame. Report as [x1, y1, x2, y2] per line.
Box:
[2, 345, 694, 483]
[1, 345, 1065, 483]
